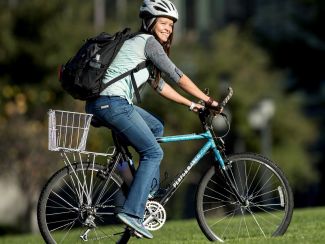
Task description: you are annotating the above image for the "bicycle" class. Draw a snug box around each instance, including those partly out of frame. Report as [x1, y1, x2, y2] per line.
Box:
[37, 87, 294, 243]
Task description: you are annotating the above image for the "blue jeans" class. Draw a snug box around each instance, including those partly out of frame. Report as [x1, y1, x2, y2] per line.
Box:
[86, 96, 164, 218]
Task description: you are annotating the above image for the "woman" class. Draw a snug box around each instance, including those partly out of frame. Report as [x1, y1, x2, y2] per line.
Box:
[86, 0, 219, 239]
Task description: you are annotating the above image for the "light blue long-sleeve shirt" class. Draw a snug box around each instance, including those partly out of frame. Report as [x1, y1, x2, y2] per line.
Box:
[100, 34, 183, 103]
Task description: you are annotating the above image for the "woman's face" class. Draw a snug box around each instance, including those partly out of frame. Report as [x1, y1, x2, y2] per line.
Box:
[152, 17, 174, 43]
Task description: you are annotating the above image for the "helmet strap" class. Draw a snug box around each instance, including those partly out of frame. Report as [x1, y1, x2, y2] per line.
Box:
[143, 18, 156, 31]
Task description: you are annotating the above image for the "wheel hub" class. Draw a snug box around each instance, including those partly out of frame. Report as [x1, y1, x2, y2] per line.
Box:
[79, 204, 97, 227]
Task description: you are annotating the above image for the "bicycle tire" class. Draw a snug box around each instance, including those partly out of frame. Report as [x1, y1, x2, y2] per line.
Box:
[195, 153, 294, 242]
[37, 162, 127, 243]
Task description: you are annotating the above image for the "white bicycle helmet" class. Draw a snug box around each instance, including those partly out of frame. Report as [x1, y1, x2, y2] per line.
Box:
[139, 0, 179, 22]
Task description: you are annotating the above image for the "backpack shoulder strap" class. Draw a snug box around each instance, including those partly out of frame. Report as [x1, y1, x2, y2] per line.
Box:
[129, 31, 153, 40]
[101, 60, 151, 103]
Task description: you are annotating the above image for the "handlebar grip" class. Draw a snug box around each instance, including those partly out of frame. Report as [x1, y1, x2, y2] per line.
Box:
[219, 87, 233, 108]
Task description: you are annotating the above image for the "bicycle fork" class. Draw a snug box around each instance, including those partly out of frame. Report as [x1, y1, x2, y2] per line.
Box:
[220, 161, 247, 206]
[213, 144, 247, 206]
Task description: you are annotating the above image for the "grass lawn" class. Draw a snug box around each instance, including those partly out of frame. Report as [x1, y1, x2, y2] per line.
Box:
[0, 207, 324, 244]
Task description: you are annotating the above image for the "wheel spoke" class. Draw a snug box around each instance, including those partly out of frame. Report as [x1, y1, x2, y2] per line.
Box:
[250, 188, 279, 201]
[246, 207, 266, 237]
[48, 217, 78, 231]
[196, 153, 293, 241]
[49, 191, 78, 211]
[38, 163, 127, 243]
[206, 185, 232, 201]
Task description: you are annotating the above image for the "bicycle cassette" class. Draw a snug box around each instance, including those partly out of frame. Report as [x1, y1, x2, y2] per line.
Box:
[143, 201, 166, 231]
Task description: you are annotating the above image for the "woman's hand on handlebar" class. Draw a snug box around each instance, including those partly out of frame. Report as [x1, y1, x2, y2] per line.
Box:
[189, 102, 205, 112]
[189, 99, 223, 113]
[205, 98, 224, 114]
[190, 87, 232, 114]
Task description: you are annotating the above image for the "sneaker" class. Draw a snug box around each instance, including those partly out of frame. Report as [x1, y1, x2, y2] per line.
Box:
[117, 213, 153, 239]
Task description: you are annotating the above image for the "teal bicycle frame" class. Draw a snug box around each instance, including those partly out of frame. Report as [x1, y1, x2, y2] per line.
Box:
[155, 129, 227, 204]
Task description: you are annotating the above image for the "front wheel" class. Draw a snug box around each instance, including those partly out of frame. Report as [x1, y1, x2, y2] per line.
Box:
[37, 162, 128, 243]
[195, 153, 294, 242]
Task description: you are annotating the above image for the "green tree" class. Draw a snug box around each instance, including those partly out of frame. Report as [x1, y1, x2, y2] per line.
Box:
[185, 25, 317, 190]
[0, 0, 94, 232]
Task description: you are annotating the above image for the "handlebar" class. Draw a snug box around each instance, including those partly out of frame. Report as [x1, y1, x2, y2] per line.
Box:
[218, 87, 233, 109]
[198, 87, 233, 134]
[205, 87, 233, 113]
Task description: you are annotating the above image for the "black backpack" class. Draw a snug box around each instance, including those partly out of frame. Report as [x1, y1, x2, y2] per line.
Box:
[59, 28, 149, 102]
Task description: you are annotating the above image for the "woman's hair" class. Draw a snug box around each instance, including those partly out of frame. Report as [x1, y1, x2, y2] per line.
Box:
[140, 18, 174, 86]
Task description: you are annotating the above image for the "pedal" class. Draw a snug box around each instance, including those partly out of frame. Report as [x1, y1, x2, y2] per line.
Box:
[127, 227, 143, 239]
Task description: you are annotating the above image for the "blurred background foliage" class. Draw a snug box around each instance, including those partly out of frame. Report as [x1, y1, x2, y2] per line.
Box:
[0, 0, 324, 233]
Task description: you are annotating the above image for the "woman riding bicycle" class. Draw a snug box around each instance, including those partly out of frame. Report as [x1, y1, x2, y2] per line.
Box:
[85, 0, 220, 239]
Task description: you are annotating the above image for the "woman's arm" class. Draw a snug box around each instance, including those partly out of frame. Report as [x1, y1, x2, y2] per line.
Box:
[145, 37, 219, 109]
[150, 80, 207, 112]
[177, 74, 217, 105]
[177, 74, 219, 108]
[155, 81, 192, 106]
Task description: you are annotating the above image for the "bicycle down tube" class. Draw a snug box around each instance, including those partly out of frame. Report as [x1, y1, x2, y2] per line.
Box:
[156, 131, 225, 196]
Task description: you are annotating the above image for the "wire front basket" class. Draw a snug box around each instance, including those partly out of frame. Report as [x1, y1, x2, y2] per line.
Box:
[48, 110, 93, 152]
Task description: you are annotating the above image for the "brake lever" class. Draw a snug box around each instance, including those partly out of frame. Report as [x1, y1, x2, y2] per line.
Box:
[204, 87, 233, 113]
[198, 87, 233, 112]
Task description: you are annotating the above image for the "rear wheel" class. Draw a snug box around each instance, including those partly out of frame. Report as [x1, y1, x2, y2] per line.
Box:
[37, 162, 128, 243]
[195, 153, 294, 242]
